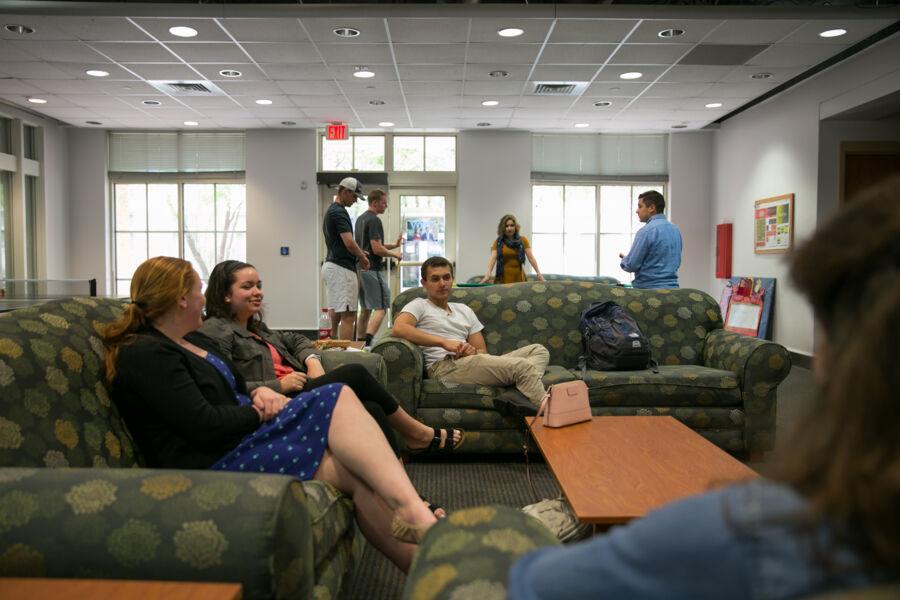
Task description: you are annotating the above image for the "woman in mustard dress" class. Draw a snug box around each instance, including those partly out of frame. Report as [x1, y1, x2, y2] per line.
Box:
[481, 214, 545, 284]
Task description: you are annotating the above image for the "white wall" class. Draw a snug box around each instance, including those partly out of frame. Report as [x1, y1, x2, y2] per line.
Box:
[456, 131, 532, 281]
[712, 32, 900, 356]
[67, 129, 110, 293]
[245, 129, 319, 329]
[668, 131, 713, 292]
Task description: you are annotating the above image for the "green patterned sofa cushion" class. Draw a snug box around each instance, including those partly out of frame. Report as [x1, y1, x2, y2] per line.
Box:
[0, 298, 141, 469]
[419, 380, 501, 410]
[583, 365, 741, 407]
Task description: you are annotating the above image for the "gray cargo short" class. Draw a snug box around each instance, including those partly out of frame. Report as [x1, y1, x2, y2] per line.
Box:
[358, 269, 390, 310]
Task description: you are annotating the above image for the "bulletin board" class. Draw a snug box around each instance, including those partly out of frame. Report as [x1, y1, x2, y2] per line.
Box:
[720, 276, 776, 340]
[754, 194, 793, 254]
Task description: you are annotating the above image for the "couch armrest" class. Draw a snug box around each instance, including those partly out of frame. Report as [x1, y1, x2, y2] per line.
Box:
[703, 329, 792, 453]
[403, 505, 559, 600]
[320, 349, 388, 388]
[0, 467, 318, 599]
[370, 336, 424, 415]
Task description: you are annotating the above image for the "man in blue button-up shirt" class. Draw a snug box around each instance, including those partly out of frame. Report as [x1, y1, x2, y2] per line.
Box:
[619, 190, 682, 288]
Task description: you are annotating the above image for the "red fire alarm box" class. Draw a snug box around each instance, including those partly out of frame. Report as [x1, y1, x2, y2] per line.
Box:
[716, 223, 733, 279]
[326, 122, 348, 140]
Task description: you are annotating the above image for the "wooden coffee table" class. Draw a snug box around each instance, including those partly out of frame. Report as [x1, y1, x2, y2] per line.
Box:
[528, 416, 757, 525]
[0, 578, 241, 599]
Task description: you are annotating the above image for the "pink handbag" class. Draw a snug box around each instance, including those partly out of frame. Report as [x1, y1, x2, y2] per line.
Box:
[534, 380, 592, 428]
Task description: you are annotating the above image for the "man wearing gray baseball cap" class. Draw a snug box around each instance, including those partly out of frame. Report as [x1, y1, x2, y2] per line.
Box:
[321, 177, 370, 340]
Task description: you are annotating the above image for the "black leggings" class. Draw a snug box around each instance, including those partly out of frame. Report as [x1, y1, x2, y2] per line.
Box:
[303, 363, 402, 456]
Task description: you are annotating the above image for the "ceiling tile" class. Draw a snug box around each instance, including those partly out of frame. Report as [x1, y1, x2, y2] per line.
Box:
[530, 65, 598, 81]
[176, 96, 240, 109]
[394, 44, 466, 65]
[468, 19, 554, 44]
[317, 43, 393, 65]
[626, 19, 723, 44]
[25, 80, 99, 94]
[511, 107, 568, 119]
[517, 95, 577, 108]
[37, 107, 100, 118]
[64, 94, 132, 108]
[718, 65, 804, 84]
[403, 81, 463, 96]
[658, 65, 735, 83]
[191, 63, 268, 81]
[467, 64, 531, 81]
[460, 95, 517, 108]
[300, 18, 389, 44]
[166, 42, 247, 64]
[584, 81, 649, 97]
[289, 95, 350, 108]
[747, 44, 845, 68]
[211, 118, 265, 129]
[549, 19, 638, 44]
[610, 44, 692, 65]
[0, 16, 73, 41]
[7, 41, 108, 63]
[330, 65, 397, 82]
[233, 94, 292, 108]
[196, 108, 254, 119]
[0, 40, 41, 61]
[117, 96, 178, 108]
[92, 106, 148, 117]
[779, 19, 890, 45]
[0, 62, 72, 79]
[387, 19, 469, 44]
[303, 109, 358, 122]
[0, 79, 47, 94]
[264, 64, 332, 80]
[702, 20, 803, 45]
[463, 80, 526, 96]
[339, 80, 402, 95]
[679, 44, 769, 66]
[219, 18, 305, 43]
[398, 65, 465, 81]
[123, 64, 201, 80]
[131, 18, 231, 42]
[242, 42, 321, 64]
[216, 80, 282, 95]
[571, 96, 627, 110]
[703, 82, 777, 98]
[259, 118, 316, 128]
[643, 82, 713, 98]
[467, 43, 541, 64]
[91, 42, 174, 63]
[52, 62, 140, 80]
[540, 44, 615, 65]
[458, 107, 513, 119]
[91, 80, 160, 95]
[406, 96, 461, 108]
[276, 80, 341, 95]
[49, 16, 149, 42]
[593, 66, 665, 82]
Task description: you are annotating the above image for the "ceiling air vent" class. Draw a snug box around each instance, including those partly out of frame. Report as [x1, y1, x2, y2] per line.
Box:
[530, 81, 589, 96]
[147, 80, 227, 97]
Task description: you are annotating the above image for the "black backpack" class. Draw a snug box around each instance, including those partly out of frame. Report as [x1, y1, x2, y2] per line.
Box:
[579, 301, 655, 371]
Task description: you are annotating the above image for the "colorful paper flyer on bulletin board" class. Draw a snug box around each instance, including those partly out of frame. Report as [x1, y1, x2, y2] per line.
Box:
[754, 194, 794, 254]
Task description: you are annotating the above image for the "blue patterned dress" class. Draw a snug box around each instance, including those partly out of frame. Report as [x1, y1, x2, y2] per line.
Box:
[204, 353, 340, 479]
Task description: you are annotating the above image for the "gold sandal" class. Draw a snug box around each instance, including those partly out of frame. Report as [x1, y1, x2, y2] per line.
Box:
[390, 515, 432, 545]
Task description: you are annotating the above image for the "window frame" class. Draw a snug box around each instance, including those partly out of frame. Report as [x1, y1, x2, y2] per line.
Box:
[319, 133, 457, 173]
[109, 172, 246, 294]
[531, 179, 669, 282]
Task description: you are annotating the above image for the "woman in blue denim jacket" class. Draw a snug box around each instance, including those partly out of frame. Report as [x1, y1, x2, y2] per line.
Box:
[509, 184, 900, 599]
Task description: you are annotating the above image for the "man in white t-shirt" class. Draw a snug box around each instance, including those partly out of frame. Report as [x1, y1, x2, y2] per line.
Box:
[392, 256, 550, 406]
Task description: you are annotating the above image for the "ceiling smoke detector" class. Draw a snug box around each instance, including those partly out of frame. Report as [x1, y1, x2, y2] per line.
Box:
[658, 28, 685, 38]
[4, 24, 34, 35]
[333, 27, 360, 38]
[490, 70, 509, 78]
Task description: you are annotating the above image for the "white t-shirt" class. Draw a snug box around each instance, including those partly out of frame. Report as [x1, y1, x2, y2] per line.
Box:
[400, 297, 484, 368]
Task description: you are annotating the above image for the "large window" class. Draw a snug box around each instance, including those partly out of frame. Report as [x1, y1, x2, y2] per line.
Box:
[320, 135, 456, 172]
[321, 136, 385, 171]
[113, 182, 246, 294]
[532, 183, 665, 283]
[393, 136, 456, 172]
[0, 171, 10, 280]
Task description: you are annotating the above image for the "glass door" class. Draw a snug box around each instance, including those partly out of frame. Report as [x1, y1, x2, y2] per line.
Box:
[393, 190, 455, 293]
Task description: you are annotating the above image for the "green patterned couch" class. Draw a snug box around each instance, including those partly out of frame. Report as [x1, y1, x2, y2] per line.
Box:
[0, 297, 369, 599]
[373, 281, 791, 456]
[466, 273, 621, 284]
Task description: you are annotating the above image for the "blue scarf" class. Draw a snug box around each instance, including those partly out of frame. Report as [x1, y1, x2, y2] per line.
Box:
[496, 234, 526, 281]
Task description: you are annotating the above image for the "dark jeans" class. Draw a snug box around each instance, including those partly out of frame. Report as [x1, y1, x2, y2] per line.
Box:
[304, 363, 401, 456]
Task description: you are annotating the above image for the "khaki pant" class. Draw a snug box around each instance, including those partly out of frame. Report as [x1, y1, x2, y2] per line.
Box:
[429, 343, 550, 404]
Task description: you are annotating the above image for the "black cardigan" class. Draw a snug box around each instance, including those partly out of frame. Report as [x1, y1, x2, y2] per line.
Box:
[111, 328, 260, 469]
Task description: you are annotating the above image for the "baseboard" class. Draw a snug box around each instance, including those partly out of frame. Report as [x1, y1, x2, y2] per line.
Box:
[789, 350, 812, 370]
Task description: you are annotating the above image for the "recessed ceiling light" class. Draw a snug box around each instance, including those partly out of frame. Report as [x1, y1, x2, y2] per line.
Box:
[481, 100, 499, 107]
[705, 102, 723, 108]
[751, 72, 773, 80]
[378, 121, 395, 127]
[281, 121, 296, 126]
[619, 72, 643, 80]
[142, 99, 162, 106]
[819, 28, 847, 38]
[574, 123, 590, 128]
[4, 24, 34, 35]
[86, 121, 103, 125]
[333, 27, 360, 38]
[658, 28, 685, 38]
[593, 100, 613, 107]
[369, 99, 385, 106]
[353, 66, 375, 79]
[255, 99, 273, 105]
[183, 121, 199, 127]
[476, 122, 492, 127]
[169, 26, 198, 38]
[489, 70, 509, 78]
[27, 97, 47, 104]
[497, 27, 524, 38]
[85, 69, 109, 78]
[219, 69, 242, 78]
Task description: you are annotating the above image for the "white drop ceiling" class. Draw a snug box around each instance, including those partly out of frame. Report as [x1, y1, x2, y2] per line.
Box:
[0, 4, 897, 133]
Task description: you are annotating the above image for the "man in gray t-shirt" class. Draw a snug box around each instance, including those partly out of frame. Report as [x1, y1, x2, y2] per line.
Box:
[354, 189, 402, 347]
[393, 256, 550, 406]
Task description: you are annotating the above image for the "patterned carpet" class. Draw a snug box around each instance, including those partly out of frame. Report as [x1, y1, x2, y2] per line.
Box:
[344, 456, 560, 600]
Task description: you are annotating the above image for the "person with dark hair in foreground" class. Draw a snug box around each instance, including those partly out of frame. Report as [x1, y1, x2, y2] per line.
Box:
[507, 185, 900, 599]
[103, 257, 438, 573]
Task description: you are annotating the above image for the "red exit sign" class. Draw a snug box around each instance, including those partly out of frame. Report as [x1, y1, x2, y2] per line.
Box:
[326, 123, 348, 140]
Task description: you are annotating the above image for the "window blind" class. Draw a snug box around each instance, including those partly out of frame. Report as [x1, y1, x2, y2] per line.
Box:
[532, 134, 668, 177]
[109, 131, 245, 173]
